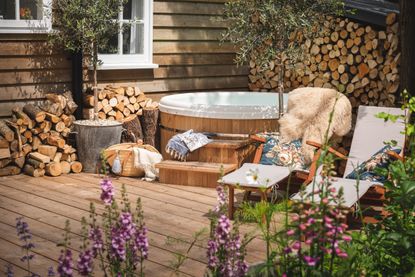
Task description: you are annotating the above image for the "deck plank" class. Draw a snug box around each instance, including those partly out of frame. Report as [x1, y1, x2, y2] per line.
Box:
[0, 173, 267, 276]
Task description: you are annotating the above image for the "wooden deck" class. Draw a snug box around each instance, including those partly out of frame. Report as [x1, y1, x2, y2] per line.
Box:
[0, 173, 266, 276]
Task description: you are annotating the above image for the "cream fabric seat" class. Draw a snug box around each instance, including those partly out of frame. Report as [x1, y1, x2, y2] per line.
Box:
[291, 105, 406, 208]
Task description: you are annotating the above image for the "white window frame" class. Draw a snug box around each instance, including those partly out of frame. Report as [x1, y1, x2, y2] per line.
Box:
[0, 0, 52, 33]
[99, 0, 157, 70]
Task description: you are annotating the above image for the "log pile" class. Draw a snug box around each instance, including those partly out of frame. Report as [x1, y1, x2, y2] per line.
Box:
[0, 92, 83, 177]
[248, 13, 400, 108]
[83, 85, 159, 121]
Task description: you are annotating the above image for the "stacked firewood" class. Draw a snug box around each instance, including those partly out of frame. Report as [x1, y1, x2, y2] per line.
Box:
[248, 13, 400, 108]
[0, 92, 82, 177]
[83, 85, 159, 121]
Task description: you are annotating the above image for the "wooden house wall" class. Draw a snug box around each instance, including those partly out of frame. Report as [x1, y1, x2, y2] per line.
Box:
[0, 34, 72, 118]
[0, 0, 248, 119]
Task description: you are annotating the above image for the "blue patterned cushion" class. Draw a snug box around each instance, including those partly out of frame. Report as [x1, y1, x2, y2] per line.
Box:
[259, 134, 306, 170]
[345, 145, 401, 183]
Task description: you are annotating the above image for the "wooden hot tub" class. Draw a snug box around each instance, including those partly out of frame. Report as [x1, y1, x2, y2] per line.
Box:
[159, 92, 288, 158]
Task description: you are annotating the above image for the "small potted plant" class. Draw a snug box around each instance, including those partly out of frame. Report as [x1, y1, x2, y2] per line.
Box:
[49, 0, 127, 172]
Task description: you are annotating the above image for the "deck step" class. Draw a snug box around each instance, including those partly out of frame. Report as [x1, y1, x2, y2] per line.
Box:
[156, 160, 237, 188]
[185, 139, 255, 167]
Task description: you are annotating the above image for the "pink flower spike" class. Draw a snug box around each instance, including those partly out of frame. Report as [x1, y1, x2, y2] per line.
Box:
[342, 235, 352, 242]
[292, 241, 301, 250]
[291, 214, 299, 221]
[299, 223, 307, 231]
[286, 229, 295, 236]
[322, 198, 329, 204]
[304, 255, 318, 266]
[324, 216, 333, 223]
[338, 252, 348, 258]
[307, 218, 315, 225]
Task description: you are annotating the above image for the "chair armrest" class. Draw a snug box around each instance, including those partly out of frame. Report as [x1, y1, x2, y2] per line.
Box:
[250, 134, 266, 143]
[306, 140, 348, 160]
[386, 150, 404, 161]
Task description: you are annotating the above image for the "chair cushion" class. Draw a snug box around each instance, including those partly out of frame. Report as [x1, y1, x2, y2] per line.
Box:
[345, 145, 401, 183]
[259, 134, 306, 170]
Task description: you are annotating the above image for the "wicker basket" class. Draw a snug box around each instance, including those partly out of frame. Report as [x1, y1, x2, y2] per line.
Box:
[104, 142, 159, 177]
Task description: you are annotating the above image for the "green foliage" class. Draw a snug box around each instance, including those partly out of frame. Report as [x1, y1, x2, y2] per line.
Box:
[50, 0, 123, 65]
[222, 0, 344, 68]
[342, 91, 415, 276]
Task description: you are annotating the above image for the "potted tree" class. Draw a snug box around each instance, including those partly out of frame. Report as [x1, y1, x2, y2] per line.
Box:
[222, 0, 344, 117]
[50, 0, 127, 172]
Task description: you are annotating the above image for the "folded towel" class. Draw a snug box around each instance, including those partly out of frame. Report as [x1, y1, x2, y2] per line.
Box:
[166, 130, 211, 161]
[133, 147, 163, 181]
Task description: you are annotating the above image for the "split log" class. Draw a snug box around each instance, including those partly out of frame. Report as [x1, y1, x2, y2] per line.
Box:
[0, 136, 9, 148]
[45, 162, 62, 177]
[54, 122, 66, 132]
[53, 152, 63, 163]
[139, 108, 159, 147]
[0, 158, 12, 168]
[29, 152, 51, 163]
[60, 161, 71, 174]
[60, 114, 74, 127]
[121, 114, 143, 143]
[26, 158, 45, 169]
[31, 136, 41, 150]
[0, 148, 11, 159]
[38, 145, 58, 159]
[0, 166, 21, 176]
[23, 104, 46, 123]
[40, 100, 64, 116]
[23, 164, 45, 177]
[12, 108, 31, 127]
[22, 144, 33, 156]
[0, 121, 15, 142]
[12, 156, 25, 168]
[40, 121, 52, 133]
[47, 135, 66, 149]
[70, 161, 83, 173]
[45, 112, 61, 124]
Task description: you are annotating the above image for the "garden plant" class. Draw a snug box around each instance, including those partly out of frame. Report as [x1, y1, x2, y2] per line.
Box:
[49, 0, 127, 119]
[9, 177, 148, 277]
[221, 0, 344, 115]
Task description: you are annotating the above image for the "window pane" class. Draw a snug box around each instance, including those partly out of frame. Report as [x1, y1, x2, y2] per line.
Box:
[123, 0, 143, 20]
[0, 0, 16, 19]
[99, 33, 119, 54]
[123, 23, 144, 54]
[20, 0, 43, 20]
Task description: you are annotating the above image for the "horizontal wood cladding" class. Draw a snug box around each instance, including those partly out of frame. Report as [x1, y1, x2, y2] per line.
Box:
[154, 14, 226, 28]
[100, 76, 248, 94]
[154, 1, 224, 15]
[0, 33, 71, 118]
[153, 53, 236, 66]
[97, 65, 247, 81]
[0, 0, 247, 118]
[153, 28, 224, 41]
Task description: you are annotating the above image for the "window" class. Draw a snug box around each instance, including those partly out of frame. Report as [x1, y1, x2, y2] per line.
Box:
[0, 0, 51, 33]
[99, 0, 157, 70]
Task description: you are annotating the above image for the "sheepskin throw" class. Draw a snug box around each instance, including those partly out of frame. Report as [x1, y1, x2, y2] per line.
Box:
[278, 87, 352, 164]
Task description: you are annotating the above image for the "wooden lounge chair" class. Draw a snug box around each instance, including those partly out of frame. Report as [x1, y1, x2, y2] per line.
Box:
[222, 105, 405, 220]
[292, 105, 406, 222]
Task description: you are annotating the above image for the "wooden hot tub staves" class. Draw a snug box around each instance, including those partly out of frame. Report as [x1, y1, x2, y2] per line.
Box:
[159, 111, 279, 159]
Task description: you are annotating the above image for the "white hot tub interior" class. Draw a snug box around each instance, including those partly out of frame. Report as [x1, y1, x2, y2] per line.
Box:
[159, 92, 288, 120]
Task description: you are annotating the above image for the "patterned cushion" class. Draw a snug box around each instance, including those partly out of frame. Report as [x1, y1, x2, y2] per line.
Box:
[259, 134, 307, 170]
[345, 145, 401, 183]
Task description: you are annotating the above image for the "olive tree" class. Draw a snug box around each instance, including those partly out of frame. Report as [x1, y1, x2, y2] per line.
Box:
[222, 0, 344, 116]
[49, 0, 126, 120]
